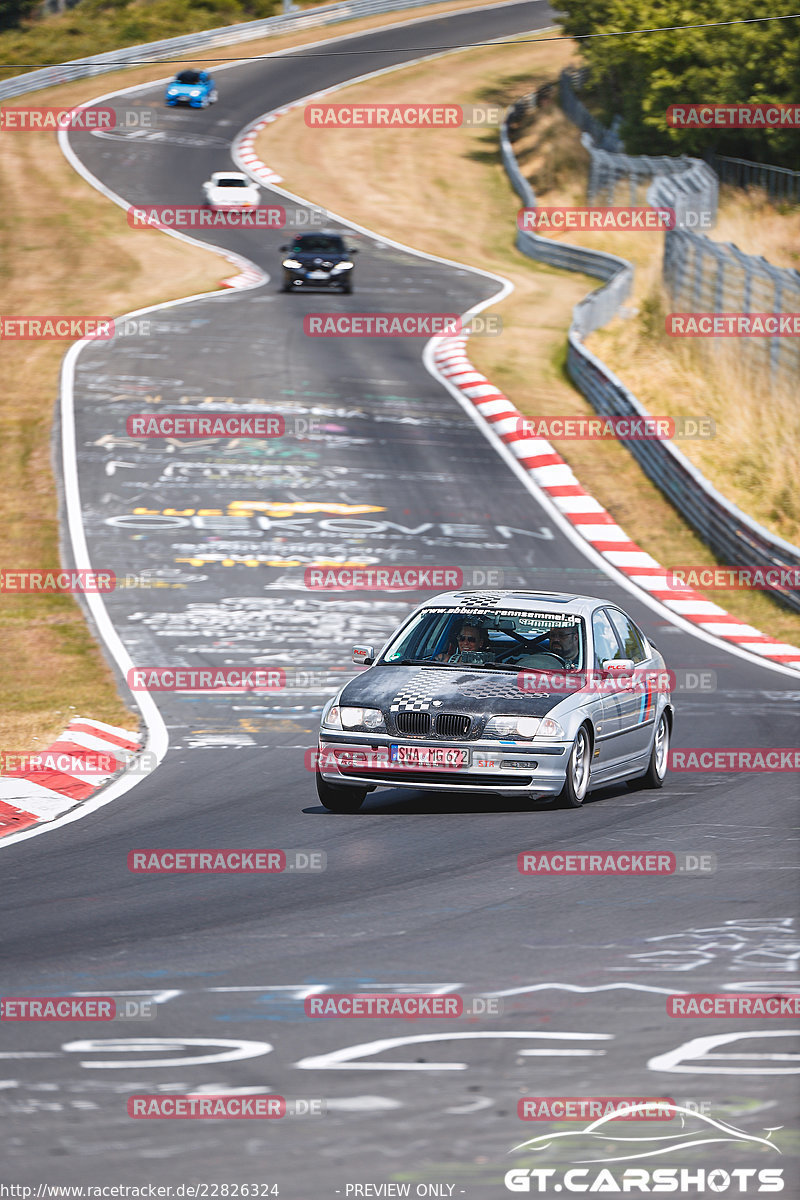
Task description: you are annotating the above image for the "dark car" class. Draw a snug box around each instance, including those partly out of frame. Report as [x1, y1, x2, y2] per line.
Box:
[279, 232, 357, 293]
[315, 590, 673, 812]
[165, 69, 217, 108]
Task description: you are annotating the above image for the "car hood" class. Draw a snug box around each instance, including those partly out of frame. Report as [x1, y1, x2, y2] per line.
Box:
[338, 665, 570, 719]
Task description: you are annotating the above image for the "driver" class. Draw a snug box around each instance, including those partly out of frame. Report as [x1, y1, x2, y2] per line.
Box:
[547, 624, 581, 669]
[436, 622, 490, 663]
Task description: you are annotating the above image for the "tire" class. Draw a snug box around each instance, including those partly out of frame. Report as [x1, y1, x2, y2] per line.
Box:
[316, 772, 366, 813]
[629, 711, 670, 791]
[279, 282, 291, 293]
[209, 90, 218, 104]
[557, 726, 591, 808]
[341, 283, 352, 294]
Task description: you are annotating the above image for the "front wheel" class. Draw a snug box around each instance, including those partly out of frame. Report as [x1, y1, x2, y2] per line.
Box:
[316, 772, 366, 812]
[631, 711, 670, 790]
[557, 726, 591, 808]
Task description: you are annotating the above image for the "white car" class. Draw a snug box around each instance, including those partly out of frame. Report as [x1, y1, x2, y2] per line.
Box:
[202, 171, 260, 210]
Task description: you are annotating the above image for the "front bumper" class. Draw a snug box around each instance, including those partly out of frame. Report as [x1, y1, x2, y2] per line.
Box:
[283, 271, 350, 289]
[317, 732, 570, 796]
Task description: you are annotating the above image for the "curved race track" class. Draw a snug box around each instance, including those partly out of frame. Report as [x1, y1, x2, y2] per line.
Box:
[2, 1, 799, 1191]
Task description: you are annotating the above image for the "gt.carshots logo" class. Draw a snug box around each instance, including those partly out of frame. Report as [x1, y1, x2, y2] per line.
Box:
[504, 1168, 785, 1193]
[506, 1105, 784, 1191]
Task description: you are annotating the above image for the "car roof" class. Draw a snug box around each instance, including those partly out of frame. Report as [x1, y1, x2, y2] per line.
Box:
[211, 171, 248, 181]
[418, 590, 614, 617]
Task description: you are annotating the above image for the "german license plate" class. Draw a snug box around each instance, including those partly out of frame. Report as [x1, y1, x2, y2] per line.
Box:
[308, 270, 329, 279]
[390, 745, 470, 768]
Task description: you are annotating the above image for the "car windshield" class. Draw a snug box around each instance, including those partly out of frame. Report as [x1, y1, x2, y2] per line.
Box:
[381, 606, 586, 670]
[292, 235, 345, 254]
[175, 70, 202, 84]
[216, 178, 248, 187]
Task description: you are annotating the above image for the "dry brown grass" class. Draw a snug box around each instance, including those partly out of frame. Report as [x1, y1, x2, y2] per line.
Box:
[1, 0, 519, 751]
[255, 37, 800, 647]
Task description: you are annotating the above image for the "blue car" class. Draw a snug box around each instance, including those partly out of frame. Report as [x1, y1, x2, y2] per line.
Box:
[165, 69, 218, 109]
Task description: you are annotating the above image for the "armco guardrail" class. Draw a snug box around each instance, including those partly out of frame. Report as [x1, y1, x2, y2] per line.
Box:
[501, 98, 800, 611]
[707, 153, 800, 205]
[0, 0, 440, 100]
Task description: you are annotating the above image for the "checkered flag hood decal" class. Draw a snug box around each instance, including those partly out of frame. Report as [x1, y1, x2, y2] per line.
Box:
[456, 673, 526, 700]
[390, 669, 455, 713]
[450, 593, 504, 609]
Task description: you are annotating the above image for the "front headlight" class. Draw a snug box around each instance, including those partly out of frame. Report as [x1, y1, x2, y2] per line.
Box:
[341, 706, 385, 732]
[282, 259, 303, 269]
[485, 715, 539, 740]
[190, 89, 201, 97]
[535, 716, 565, 739]
[331, 261, 354, 273]
[321, 703, 342, 729]
[484, 715, 565, 740]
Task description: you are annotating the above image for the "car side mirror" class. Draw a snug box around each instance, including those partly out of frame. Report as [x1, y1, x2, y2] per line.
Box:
[353, 645, 374, 666]
[348, 248, 359, 254]
[603, 658, 635, 676]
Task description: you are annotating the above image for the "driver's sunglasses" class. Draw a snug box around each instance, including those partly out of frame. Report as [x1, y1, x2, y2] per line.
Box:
[458, 634, 479, 643]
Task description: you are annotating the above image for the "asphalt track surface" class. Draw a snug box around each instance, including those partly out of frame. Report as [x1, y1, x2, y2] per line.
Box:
[2, 1, 799, 1192]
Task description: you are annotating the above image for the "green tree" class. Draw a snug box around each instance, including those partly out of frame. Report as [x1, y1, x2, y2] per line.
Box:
[560, 1, 800, 166]
[0, 0, 39, 32]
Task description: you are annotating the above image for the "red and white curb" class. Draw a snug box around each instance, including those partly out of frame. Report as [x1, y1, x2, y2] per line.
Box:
[0, 718, 142, 838]
[432, 334, 800, 667]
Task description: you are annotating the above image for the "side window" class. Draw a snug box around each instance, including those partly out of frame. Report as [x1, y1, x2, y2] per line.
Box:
[607, 609, 648, 663]
[592, 609, 621, 669]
